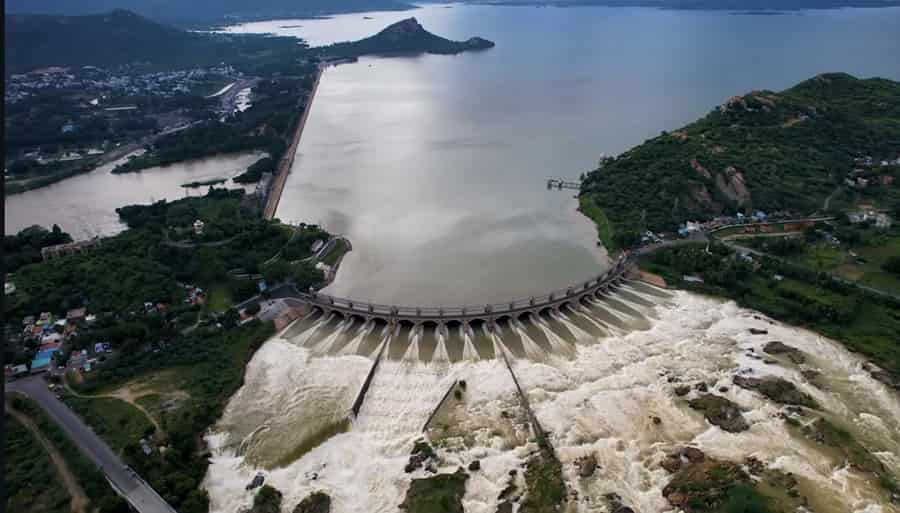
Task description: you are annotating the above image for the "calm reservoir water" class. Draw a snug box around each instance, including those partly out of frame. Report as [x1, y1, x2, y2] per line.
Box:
[239, 4, 900, 305]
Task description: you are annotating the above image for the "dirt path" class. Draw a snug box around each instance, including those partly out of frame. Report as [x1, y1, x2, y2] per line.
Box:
[823, 185, 842, 211]
[6, 402, 90, 513]
[64, 377, 166, 437]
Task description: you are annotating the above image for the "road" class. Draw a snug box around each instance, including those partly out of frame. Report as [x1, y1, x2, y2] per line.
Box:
[264, 66, 323, 220]
[7, 376, 178, 513]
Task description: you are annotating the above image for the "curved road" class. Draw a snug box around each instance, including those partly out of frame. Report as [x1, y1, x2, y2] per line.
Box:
[7, 376, 178, 513]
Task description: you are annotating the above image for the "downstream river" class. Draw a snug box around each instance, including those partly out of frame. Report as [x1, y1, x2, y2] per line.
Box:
[203, 6, 900, 513]
[4, 152, 264, 238]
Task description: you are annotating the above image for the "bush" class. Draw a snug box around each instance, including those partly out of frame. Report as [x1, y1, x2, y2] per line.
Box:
[883, 256, 900, 275]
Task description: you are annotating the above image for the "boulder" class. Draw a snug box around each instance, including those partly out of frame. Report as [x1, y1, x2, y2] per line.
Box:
[763, 341, 805, 364]
[863, 362, 900, 390]
[732, 376, 818, 408]
[604, 492, 636, 513]
[292, 492, 331, 513]
[688, 394, 749, 432]
[468, 460, 481, 472]
[662, 455, 752, 512]
[576, 454, 598, 478]
[660, 447, 706, 473]
[674, 385, 691, 397]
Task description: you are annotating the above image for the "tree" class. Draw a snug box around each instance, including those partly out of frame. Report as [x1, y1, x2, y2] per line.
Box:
[250, 485, 282, 513]
[261, 260, 292, 284]
[883, 256, 900, 275]
[293, 261, 324, 290]
[98, 496, 130, 513]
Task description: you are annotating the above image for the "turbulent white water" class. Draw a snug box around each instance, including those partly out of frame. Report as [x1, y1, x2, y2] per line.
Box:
[204, 290, 900, 513]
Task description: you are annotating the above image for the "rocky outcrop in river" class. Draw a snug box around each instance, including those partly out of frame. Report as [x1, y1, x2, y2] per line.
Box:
[732, 375, 818, 408]
[687, 394, 749, 432]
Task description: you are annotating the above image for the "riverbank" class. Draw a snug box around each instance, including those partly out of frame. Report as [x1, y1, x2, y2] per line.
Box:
[263, 65, 323, 220]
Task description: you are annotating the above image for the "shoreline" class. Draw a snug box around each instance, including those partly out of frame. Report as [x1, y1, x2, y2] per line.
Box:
[263, 65, 323, 220]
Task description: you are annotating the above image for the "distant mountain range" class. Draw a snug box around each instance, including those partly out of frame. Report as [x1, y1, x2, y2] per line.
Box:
[5, 11, 495, 75]
[4, 10, 268, 74]
[320, 17, 495, 57]
[464, 0, 900, 9]
[9, 0, 899, 26]
[4, 0, 415, 26]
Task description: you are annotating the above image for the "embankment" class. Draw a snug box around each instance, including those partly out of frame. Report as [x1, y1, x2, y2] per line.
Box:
[263, 67, 323, 220]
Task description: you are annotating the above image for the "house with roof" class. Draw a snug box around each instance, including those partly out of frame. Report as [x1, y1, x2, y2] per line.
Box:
[67, 307, 87, 323]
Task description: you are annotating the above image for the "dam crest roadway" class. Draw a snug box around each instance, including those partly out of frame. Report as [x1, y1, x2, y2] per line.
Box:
[301, 255, 632, 326]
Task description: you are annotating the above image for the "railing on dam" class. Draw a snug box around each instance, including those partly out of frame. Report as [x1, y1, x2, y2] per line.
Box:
[300, 255, 631, 322]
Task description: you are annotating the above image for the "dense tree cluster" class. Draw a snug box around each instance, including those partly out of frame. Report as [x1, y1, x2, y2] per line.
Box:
[4, 224, 73, 273]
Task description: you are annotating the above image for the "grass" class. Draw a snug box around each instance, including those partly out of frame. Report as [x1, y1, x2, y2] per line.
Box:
[520, 450, 567, 513]
[4, 413, 71, 513]
[320, 238, 350, 267]
[401, 469, 469, 513]
[578, 195, 617, 252]
[749, 227, 900, 296]
[65, 395, 155, 454]
[207, 284, 233, 312]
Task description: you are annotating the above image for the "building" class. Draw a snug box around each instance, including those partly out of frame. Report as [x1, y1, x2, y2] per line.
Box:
[5, 364, 29, 378]
[41, 237, 102, 260]
[193, 219, 205, 235]
[66, 307, 87, 323]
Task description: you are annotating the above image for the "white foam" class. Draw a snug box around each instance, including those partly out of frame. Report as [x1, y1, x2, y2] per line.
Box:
[205, 291, 900, 513]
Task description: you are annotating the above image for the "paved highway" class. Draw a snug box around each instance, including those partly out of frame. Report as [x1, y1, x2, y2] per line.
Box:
[7, 375, 178, 513]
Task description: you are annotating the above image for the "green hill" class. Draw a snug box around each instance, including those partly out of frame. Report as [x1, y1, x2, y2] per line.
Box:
[320, 17, 495, 57]
[580, 73, 900, 246]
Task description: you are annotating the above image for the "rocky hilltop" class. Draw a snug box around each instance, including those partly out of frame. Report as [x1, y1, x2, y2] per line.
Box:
[320, 17, 494, 57]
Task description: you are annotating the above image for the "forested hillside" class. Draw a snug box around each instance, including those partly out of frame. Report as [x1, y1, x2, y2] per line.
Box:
[580, 73, 900, 246]
[4, 10, 302, 75]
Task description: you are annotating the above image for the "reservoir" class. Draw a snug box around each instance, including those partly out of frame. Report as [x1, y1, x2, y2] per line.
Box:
[238, 4, 900, 305]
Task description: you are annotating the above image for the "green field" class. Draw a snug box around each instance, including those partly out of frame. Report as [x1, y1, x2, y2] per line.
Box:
[745, 226, 900, 296]
[66, 396, 155, 454]
[207, 285, 234, 312]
